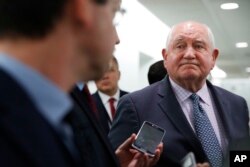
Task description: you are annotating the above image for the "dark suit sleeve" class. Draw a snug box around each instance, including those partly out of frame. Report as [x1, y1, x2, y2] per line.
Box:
[108, 94, 140, 150]
[226, 93, 249, 138]
[241, 98, 249, 134]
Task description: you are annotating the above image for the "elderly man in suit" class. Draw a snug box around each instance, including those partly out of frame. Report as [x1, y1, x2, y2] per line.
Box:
[92, 56, 128, 135]
[109, 21, 249, 167]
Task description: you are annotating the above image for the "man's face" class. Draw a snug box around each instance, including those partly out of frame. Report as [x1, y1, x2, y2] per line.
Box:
[95, 58, 120, 96]
[162, 22, 218, 85]
[82, 0, 120, 81]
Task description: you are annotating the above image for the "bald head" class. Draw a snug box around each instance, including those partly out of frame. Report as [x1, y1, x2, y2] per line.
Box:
[165, 21, 215, 51]
[162, 21, 219, 92]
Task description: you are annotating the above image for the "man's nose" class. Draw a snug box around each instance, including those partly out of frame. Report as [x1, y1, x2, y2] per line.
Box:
[114, 28, 120, 45]
[183, 46, 195, 59]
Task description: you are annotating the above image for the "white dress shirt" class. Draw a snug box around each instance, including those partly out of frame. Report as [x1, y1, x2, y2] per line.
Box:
[98, 90, 120, 121]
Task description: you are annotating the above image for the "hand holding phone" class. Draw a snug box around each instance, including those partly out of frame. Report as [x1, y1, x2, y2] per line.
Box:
[132, 121, 165, 157]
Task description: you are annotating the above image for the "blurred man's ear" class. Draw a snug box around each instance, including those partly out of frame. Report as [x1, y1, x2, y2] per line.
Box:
[72, 0, 93, 29]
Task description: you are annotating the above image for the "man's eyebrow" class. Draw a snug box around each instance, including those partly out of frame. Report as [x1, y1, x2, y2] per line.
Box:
[193, 39, 206, 44]
[172, 37, 185, 44]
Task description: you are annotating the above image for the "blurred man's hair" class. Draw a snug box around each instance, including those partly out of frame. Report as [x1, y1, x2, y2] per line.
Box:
[112, 56, 119, 68]
[147, 60, 167, 85]
[0, 0, 107, 39]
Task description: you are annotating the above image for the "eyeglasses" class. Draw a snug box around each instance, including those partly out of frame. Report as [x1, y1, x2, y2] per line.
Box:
[113, 8, 126, 26]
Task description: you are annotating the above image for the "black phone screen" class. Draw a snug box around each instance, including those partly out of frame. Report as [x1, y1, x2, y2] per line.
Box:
[132, 121, 165, 156]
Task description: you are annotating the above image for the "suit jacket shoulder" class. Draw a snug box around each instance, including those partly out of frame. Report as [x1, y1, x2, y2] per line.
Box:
[119, 89, 129, 97]
[0, 69, 76, 167]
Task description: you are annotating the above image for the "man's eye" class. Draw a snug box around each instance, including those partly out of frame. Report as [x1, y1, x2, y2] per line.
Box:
[176, 45, 185, 49]
[195, 45, 204, 49]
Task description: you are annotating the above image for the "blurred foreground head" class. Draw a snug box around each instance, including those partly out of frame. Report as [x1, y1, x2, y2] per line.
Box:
[0, 0, 121, 91]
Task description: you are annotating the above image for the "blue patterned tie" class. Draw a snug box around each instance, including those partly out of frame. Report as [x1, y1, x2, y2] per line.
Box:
[190, 93, 223, 167]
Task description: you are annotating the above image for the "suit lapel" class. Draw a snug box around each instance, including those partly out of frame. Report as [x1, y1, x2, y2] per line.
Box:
[70, 87, 119, 166]
[206, 81, 231, 140]
[71, 87, 99, 121]
[157, 77, 206, 157]
[95, 92, 112, 126]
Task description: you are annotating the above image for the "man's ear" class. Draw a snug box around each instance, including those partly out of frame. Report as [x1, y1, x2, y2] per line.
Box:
[162, 48, 168, 69]
[71, 0, 93, 28]
[162, 48, 167, 60]
[212, 48, 219, 61]
[211, 48, 219, 69]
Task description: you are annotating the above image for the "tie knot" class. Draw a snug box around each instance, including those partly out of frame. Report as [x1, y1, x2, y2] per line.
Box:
[109, 97, 116, 103]
[190, 93, 199, 101]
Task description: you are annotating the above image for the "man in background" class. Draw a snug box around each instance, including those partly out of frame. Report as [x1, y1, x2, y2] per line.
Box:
[92, 56, 128, 135]
[147, 60, 167, 85]
[109, 21, 249, 167]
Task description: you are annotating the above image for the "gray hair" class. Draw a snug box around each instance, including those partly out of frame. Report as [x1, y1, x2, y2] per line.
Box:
[165, 21, 215, 51]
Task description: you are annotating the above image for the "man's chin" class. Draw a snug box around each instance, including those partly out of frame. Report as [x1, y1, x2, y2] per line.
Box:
[180, 73, 200, 81]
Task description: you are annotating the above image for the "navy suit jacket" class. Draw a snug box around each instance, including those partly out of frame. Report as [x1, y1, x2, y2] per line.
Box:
[70, 87, 120, 167]
[92, 90, 128, 135]
[109, 77, 249, 167]
[0, 69, 78, 167]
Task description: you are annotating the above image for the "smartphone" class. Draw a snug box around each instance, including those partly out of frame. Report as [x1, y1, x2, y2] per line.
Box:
[181, 152, 196, 167]
[132, 121, 165, 157]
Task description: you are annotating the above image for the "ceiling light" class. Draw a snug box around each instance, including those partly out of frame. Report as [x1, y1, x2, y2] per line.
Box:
[220, 3, 239, 10]
[236, 42, 248, 48]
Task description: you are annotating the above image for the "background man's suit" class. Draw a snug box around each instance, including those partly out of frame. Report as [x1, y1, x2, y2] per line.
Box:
[92, 90, 128, 135]
[70, 87, 120, 167]
[109, 77, 249, 167]
[0, 69, 77, 167]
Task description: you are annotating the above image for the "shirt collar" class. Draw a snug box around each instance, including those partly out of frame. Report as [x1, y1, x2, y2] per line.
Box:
[76, 82, 84, 90]
[196, 83, 210, 105]
[98, 89, 120, 104]
[0, 53, 72, 127]
[169, 77, 210, 105]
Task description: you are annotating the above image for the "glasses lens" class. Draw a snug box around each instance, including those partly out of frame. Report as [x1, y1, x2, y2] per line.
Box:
[113, 8, 125, 26]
